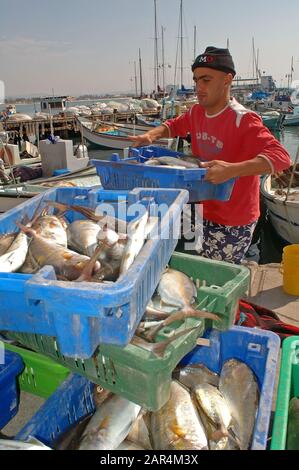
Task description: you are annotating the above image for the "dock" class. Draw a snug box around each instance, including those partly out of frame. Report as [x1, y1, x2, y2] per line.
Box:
[1, 110, 161, 141]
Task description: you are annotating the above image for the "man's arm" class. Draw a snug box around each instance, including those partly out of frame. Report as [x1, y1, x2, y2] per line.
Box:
[201, 156, 274, 184]
[128, 123, 170, 147]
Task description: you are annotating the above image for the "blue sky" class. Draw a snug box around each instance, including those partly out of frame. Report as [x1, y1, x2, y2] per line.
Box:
[1, 0, 299, 97]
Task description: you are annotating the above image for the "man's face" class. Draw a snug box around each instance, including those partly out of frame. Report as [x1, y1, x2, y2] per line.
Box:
[193, 67, 233, 110]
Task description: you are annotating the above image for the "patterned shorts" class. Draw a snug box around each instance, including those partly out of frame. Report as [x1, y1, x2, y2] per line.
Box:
[196, 219, 257, 264]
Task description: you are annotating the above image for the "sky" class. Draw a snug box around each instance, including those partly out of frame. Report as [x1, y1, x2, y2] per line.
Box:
[1, 0, 299, 97]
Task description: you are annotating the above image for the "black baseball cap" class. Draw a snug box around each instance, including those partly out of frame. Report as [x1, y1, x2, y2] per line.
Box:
[192, 46, 236, 77]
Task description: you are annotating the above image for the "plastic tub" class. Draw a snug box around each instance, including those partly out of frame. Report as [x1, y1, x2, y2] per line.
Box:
[91, 145, 235, 203]
[0, 186, 188, 358]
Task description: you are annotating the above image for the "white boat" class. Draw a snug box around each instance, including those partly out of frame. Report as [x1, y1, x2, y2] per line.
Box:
[261, 166, 299, 244]
[0, 165, 100, 213]
[77, 116, 172, 150]
[284, 106, 299, 126]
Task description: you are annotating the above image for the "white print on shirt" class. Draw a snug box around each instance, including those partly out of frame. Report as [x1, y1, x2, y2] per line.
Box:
[196, 131, 224, 153]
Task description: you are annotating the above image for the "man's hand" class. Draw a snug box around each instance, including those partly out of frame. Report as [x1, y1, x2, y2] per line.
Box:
[200, 160, 236, 184]
[127, 133, 153, 148]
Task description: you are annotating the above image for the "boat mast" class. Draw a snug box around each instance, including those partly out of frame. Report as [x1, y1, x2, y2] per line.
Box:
[180, 0, 183, 89]
[154, 0, 160, 92]
[139, 48, 143, 98]
[134, 61, 138, 98]
[161, 26, 166, 94]
[193, 25, 197, 61]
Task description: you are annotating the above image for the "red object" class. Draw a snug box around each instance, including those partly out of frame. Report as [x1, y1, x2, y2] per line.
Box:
[165, 98, 291, 226]
[236, 299, 299, 340]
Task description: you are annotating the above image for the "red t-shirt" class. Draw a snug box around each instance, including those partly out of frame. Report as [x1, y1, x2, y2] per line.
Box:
[165, 98, 291, 226]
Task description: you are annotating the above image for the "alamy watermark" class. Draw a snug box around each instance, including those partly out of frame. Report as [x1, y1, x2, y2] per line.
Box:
[94, 199, 203, 251]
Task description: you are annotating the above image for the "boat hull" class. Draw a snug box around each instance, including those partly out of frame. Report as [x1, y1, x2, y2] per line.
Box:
[261, 176, 299, 244]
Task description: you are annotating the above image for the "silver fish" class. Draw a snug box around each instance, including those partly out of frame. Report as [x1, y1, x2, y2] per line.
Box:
[0, 233, 16, 256]
[0, 230, 28, 273]
[47, 201, 128, 236]
[158, 156, 199, 168]
[67, 219, 101, 257]
[17, 224, 101, 282]
[78, 395, 141, 450]
[32, 214, 68, 247]
[219, 359, 259, 450]
[116, 440, 146, 450]
[0, 437, 51, 450]
[174, 364, 219, 390]
[193, 383, 232, 442]
[157, 268, 220, 322]
[126, 412, 153, 450]
[119, 210, 149, 275]
[151, 380, 208, 450]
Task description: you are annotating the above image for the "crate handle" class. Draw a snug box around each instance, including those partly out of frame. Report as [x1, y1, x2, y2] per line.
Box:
[183, 169, 206, 181]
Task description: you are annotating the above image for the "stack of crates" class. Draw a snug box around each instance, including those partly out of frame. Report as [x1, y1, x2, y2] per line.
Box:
[15, 327, 280, 450]
[7, 252, 250, 410]
[0, 180, 250, 412]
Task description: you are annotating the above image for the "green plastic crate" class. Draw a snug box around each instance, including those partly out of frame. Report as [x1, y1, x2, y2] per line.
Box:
[4, 343, 70, 399]
[169, 252, 250, 329]
[271, 336, 299, 450]
[5, 253, 250, 411]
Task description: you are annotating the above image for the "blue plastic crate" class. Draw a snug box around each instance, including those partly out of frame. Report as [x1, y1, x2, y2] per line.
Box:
[0, 350, 24, 429]
[16, 327, 280, 450]
[0, 186, 189, 358]
[180, 326, 280, 450]
[91, 145, 235, 202]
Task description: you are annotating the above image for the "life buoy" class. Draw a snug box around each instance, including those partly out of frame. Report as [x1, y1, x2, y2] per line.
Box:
[0, 145, 14, 166]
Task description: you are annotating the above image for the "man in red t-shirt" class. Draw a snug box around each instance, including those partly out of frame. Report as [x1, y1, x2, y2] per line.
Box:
[129, 46, 291, 264]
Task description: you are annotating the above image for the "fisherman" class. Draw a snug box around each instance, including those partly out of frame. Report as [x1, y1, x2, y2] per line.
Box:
[128, 46, 291, 264]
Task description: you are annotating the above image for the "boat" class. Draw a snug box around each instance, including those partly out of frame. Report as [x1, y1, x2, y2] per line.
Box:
[260, 110, 285, 131]
[261, 163, 299, 244]
[284, 106, 299, 126]
[0, 165, 100, 213]
[76, 116, 173, 150]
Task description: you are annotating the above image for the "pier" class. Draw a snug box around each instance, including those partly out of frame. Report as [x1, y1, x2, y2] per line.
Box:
[1, 110, 161, 141]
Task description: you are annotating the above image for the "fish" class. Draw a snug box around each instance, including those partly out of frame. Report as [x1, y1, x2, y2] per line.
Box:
[17, 223, 101, 281]
[116, 440, 147, 450]
[47, 201, 128, 237]
[193, 383, 232, 443]
[53, 414, 93, 450]
[93, 385, 112, 409]
[150, 380, 208, 450]
[174, 364, 219, 390]
[66, 219, 101, 257]
[78, 395, 141, 450]
[131, 326, 200, 358]
[0, 437, 51, 450]
[31, 214, 68, 247]
[157, 156, 199, 168]
[156, 268, 220, 323]
[180, 155, 202, 167]
[119, 209, 149, 275]
[126, 411, 153, 450]
[219, 359, 259, 450]
[287, 397, 299, 450]
[0, 233, 16, 256]
[0, 230, 29, 273]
